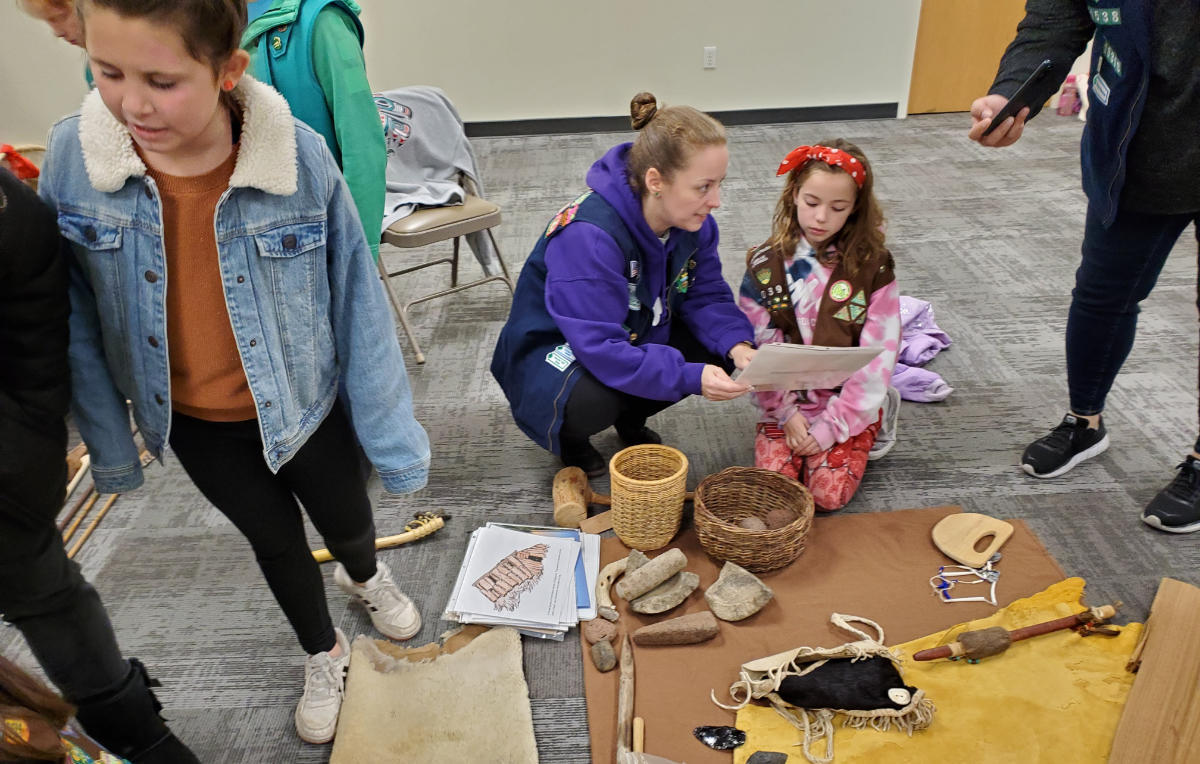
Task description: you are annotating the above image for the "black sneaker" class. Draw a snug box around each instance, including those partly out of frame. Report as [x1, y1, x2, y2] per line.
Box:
[1142, 457, 1200, 533]
[561, 438, 606, 478]
[1021, 414, 1109, 478]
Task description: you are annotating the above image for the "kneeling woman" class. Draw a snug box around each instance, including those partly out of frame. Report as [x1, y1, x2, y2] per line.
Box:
[492, 93, 756, 477]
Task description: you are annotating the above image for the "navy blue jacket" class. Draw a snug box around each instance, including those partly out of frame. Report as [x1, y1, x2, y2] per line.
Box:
[989, 0, 1152, 226]
[490, 144, 752, 454]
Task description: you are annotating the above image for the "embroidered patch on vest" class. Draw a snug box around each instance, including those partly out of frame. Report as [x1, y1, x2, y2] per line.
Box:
[829, 280, 852, 302]
[545, 192, 592, 238]
[1092, 73, 1112, 105]
[65, 740, 93, 763]
[544, 343, 576, 371]
[755, 268, 771, 285]
[628, 283, 641, 310]
[3, 717, 29, 744]
[629, 260, 640, 279]
[1088, 6, 1121, 24]
[673, 268, 690, 294]
[1101, 40, 1124, 77]
[834, 290, 869, 325]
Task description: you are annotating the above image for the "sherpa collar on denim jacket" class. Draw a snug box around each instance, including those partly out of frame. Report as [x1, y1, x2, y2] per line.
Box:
[77, 75, 297, 196]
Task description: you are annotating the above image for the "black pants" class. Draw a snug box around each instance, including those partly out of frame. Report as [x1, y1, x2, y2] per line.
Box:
[0, 448, 130, 706]
[560, 322, 730, 445]
[1066, 207, 1200, 436]
[168, 403, 377, 655]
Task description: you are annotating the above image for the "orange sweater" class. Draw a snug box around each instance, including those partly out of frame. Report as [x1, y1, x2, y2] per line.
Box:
[147, 149, 257, 421]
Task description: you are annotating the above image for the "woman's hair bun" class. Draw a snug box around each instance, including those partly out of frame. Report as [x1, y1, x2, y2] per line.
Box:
[630, 92, 658, 130]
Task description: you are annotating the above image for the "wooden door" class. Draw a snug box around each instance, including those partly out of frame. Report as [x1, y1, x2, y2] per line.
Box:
[908, 0, 1028, 114]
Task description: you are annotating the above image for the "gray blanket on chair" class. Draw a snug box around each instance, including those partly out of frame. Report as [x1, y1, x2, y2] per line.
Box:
[374, 85, 500, 276]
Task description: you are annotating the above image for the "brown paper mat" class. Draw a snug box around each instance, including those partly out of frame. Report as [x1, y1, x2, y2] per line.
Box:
[583, 505, 1066, 764]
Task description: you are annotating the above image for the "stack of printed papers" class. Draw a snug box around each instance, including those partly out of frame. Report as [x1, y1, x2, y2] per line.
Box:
[442, 523, 601, 640]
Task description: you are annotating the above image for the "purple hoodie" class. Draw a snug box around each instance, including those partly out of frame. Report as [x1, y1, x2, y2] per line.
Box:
[542, 143, 752, 401]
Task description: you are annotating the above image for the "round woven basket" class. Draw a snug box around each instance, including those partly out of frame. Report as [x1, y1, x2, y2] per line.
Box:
[609, 444, 688, 551]
[694, 466, 815, 572]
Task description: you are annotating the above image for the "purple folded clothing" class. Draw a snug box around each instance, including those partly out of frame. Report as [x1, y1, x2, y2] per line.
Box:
[892, 363, 954, 403]
[899, 296, 952, 366]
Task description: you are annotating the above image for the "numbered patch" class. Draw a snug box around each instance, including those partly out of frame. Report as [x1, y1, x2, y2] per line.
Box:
[1101, 40, 1123, 77]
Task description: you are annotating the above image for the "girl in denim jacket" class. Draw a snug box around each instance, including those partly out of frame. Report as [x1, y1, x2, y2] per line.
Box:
[38, 0, 430, 745]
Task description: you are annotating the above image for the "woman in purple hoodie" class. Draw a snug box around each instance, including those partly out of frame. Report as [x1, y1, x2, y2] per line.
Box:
[491, 93, 756, 477]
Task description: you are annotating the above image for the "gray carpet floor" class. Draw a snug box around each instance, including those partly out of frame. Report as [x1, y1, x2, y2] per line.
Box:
[6, 112, 1198, 762]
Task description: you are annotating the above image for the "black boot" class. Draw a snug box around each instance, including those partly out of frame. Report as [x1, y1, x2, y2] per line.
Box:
[73, 659, 200, 764]
[615, 418, 662, 447]
[561, 438, 606, 478]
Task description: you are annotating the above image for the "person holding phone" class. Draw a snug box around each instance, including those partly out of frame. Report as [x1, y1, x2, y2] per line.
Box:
[968, 0, 1200, 532]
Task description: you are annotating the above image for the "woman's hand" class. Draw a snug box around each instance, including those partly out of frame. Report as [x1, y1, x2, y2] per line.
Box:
[783, 414, 821, 456]
[701, 365, 751, 401]
[728, 343, 756, 370]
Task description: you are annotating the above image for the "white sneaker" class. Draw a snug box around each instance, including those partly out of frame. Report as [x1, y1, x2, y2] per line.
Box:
[869, 386, 901, 461]
[335, 561, 421, 641]
[295, 627, 349, 744]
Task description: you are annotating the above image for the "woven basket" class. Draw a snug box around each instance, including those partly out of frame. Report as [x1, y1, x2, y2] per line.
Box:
[694, 467, 814, 572]
[609, 444, 688, 551]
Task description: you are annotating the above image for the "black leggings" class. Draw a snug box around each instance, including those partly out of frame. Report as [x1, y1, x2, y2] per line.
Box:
[560, 322, 730, 445]
[168, 403, 376, 655]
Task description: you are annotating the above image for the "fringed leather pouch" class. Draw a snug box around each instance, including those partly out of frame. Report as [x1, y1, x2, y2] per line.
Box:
[712, 613, 935, 763]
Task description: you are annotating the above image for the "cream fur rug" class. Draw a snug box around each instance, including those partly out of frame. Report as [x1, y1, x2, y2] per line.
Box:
[330, 625, 537, 763]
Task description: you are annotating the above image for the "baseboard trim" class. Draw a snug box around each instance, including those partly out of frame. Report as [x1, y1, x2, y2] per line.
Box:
[465, 103, 898, 138]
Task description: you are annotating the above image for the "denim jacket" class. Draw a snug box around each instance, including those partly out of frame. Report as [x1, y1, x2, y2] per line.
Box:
[38, 76, 430, 495]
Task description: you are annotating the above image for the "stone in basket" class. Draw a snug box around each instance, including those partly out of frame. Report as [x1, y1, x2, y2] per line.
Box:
[694, 467, 814, 573]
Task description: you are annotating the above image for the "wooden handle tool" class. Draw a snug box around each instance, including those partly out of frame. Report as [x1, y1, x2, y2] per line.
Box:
[914, 604, 1119, 661]
[311, 512, 444, 563]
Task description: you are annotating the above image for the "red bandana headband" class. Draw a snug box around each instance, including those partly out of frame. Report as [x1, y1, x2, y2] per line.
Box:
[776, 145, 866, 188]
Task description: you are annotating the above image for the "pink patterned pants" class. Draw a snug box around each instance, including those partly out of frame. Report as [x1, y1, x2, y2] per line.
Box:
[754, 419, 880, 512]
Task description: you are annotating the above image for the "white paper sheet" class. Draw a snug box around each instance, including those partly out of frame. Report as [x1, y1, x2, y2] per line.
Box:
[736, 342, 883, 391]
[446, 526, 579, 629]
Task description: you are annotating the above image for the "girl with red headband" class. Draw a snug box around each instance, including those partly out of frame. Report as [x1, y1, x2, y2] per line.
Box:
[738, 139, 901, 511]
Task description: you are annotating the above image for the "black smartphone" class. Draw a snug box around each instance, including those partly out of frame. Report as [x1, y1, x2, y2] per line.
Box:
[981, 58, 1054, 137]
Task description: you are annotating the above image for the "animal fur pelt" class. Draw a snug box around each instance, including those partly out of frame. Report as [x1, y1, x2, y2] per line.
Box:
[331, 626, 537, 763]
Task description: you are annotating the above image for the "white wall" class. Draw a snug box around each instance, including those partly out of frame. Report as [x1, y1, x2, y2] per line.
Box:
[0, 9, 91, 146]
[0, 0, 921, 144]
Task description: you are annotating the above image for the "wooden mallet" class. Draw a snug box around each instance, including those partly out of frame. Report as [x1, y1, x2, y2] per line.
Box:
[552, 466, 695, 530]
[552, 466, 610, 528]
[913, 604, 1119, 662]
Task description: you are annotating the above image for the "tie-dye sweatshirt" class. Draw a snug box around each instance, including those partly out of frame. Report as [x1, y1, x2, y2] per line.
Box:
[738, 239, 901, 451]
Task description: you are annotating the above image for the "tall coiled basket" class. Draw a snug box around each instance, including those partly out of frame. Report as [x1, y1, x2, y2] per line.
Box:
[609, 444, 688, 551]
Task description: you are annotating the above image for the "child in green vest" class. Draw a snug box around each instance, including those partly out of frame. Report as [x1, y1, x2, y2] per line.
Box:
[242, 0, 385, 260]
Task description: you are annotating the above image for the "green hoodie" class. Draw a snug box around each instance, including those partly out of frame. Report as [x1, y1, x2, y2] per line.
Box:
[242, 0, 384, 259]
